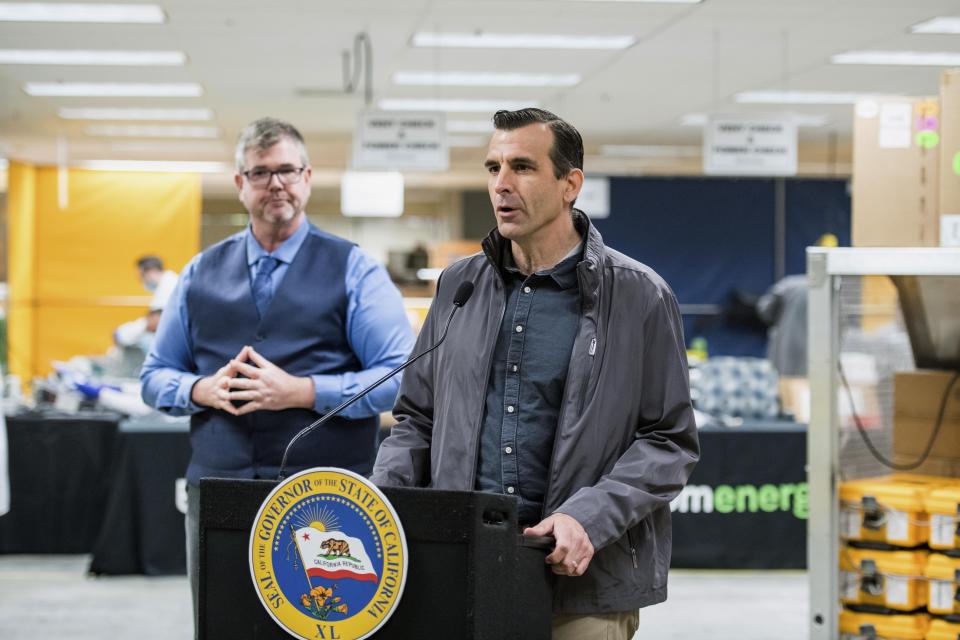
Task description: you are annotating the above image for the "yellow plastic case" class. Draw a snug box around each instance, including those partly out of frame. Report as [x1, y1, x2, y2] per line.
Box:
[925, 486, 960, 551]
[840, 546, 929, 611]
[927, 618, 960, 640]
[839, 609, 928, 640]
[840, 476, 936, 547]
[925, 553, 960, 615]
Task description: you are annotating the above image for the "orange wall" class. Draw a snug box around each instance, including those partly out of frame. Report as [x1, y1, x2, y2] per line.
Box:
[7, 162, 200, 379]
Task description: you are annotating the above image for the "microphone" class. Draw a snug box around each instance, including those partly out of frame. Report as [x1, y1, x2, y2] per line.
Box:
[277, 280, 475, 479]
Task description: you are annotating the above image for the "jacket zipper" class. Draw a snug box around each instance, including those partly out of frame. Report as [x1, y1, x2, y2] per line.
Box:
[540, 263, 592, 520]
[627, 527, 639, 569]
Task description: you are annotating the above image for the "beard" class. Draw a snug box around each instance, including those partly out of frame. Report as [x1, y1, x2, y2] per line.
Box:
[258, 198, 300, 224]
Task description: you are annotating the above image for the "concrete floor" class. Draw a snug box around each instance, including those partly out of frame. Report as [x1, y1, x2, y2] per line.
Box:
[0, 555, 808, 639]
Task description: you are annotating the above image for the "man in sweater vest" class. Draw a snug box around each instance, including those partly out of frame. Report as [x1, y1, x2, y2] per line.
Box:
[140, 117, 415, 633]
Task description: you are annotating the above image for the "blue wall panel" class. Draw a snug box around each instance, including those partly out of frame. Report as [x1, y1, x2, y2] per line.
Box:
[590, 176, 850, 357]
[784, 179, 851, 276]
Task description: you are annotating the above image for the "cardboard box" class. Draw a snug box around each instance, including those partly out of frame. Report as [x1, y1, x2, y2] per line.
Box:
[893, 370, 960, 465]
[896, 455, 960, 477]
[852, 96, 940, 247]
[779, 376, 810, 423]
[939, 69, 960, 247]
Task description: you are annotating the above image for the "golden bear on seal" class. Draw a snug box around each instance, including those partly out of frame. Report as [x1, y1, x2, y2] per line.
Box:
[321, 538, 350, 557]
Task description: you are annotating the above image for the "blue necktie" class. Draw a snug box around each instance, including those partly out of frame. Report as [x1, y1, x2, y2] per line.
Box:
[252, 256, 280, 318]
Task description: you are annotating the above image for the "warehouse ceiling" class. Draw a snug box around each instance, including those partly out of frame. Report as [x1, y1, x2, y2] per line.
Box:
[0, 0, 958, 189]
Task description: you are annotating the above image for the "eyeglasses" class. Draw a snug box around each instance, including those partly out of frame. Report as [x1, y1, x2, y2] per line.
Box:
[241, 166, 307, 187]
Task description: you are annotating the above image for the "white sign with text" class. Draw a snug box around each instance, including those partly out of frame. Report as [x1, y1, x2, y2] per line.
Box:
[354, 110, 448, 171]
[704, 116, 798, 176]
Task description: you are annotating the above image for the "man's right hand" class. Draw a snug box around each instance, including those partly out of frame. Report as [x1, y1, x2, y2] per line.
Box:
[190, 357, 246, 415]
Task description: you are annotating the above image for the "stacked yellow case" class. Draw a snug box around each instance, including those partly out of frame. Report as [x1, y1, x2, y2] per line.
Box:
[838, 475, 960, 639]
[927, 618, 960, 640]
[839, 610, 928, 640]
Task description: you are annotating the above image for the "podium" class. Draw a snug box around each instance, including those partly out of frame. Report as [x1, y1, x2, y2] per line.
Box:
[198, 478, 554, 639]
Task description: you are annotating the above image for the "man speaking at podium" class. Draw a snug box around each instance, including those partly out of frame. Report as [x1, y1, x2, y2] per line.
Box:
[372, 108, 699, 640]
[141, 118, 414, 630]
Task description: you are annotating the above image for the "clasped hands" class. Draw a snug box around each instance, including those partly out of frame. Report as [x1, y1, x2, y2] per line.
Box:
[191, 345, 315, 415]
[523, 512, 595, 577]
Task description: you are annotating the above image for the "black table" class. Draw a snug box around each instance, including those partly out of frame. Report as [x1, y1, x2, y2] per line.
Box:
[670, 421, 807, 569]
[89, 418, 191, 575]
[0, 412, 121, 553]
[2, 414, 805, 571]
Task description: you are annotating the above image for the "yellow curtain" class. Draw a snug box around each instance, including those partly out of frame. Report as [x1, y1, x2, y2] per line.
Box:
[7, 162, 38, 380]
[7, 164, 201, 380]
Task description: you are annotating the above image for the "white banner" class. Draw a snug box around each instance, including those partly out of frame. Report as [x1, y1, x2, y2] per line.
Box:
[704, 116, 798, 176]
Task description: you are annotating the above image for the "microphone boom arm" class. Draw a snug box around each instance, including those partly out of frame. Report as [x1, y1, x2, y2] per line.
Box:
[277, 300, 463, 480]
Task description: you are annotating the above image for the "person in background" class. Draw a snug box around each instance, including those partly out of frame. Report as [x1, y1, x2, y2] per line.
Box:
[140, 117, 415, 634]
[757, 232, 839, 377]
[137, 255, 179, 331]
[113, 255, 179, 350]
[372, 108, 699, 640]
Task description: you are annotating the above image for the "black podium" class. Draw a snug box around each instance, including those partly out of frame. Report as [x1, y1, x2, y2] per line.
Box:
[199, 478, 554, 639]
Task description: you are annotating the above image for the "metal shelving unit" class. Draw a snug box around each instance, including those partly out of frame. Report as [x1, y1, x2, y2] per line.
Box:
[807, 247, 960, 639]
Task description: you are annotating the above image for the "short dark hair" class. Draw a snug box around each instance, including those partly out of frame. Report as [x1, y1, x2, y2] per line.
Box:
[136, 255, 163, 272]
[491, 108, 583, 179]
[235, 117, 310, 172]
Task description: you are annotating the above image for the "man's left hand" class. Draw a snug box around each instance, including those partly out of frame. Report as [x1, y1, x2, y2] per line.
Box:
[523, 513, 594, 577]
[226, 346, 315, 414]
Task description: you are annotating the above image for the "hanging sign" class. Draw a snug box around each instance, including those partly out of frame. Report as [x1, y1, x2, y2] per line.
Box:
[354, 110, 448, 171]
[703, 116, 797, 176]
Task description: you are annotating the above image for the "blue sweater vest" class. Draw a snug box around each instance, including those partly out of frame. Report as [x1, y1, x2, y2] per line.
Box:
[184, 225, 379, 485]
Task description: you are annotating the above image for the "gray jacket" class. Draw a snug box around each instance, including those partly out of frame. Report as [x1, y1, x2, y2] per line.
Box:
[372, 213, 699, 613]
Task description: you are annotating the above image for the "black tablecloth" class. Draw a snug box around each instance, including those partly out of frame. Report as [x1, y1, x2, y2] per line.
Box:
[89, 420, 190, 575]
[0, 412, 121, 553]
[670, 422, 807, 569]
[2, 414, 805, 571]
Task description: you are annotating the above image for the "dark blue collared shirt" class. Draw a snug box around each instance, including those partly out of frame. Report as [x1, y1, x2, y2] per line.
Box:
[475, 242, 582, 525]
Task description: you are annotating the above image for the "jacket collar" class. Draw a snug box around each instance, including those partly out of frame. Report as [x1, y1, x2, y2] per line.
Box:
[481, 208, 605, 278]
[481, 209, 605, 303]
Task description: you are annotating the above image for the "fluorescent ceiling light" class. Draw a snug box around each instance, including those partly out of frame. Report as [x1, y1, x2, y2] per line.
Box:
[564, 0, 701, 2]
[25, 82, 203, 97]
[911, 17, 960, 34]
[832, 50, 960, 66]
[79, 160, 230, 173]
[0, 3, 164, 23]
[393, 71, 581, 87]
[378, 98, 538, 113]
[680, 113, 708, 126]
[599, 145, 700, 158]
[86, 125, 220, 138]
[447, 135, 487, 147]
[0, 49, 185, 66]
[107, 140, 227, 153]
[59, 107, 214, 121]
[735, 91, 887, 105]
[412, 32, 635, 50]
[447, 120, 493, 133]
[681, 112, 831, 127]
